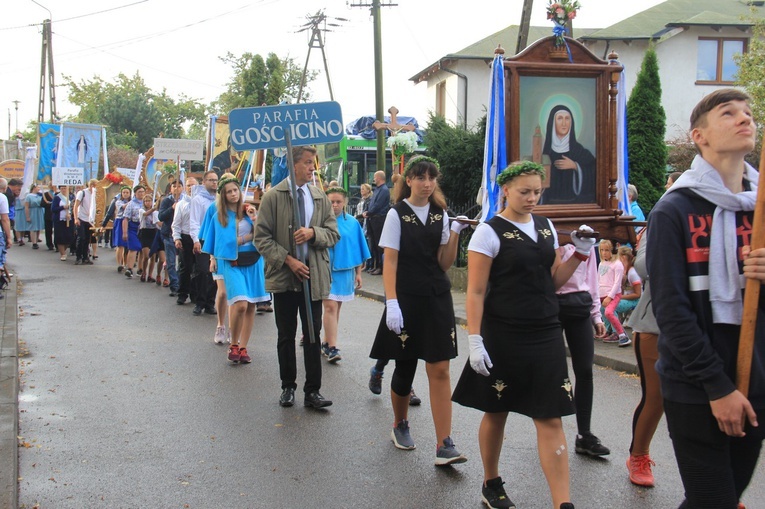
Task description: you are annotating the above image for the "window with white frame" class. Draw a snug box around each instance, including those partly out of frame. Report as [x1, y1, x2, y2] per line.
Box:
[696, 37, 747, 84]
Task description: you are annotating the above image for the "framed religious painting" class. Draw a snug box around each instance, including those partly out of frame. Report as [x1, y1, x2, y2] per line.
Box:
[504, 36, 638, 245]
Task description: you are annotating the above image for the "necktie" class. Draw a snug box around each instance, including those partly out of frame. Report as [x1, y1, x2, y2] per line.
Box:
[297, 187, 307, 227]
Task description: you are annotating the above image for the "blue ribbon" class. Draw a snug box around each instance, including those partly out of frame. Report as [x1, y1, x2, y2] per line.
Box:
[552, 24, 574, 63]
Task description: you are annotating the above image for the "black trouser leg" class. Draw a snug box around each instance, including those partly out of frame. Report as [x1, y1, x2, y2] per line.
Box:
[44, 219, 53, 248]
[561, 310, 595, 435]
[273, 290, 323, 394]
[76, 220, 92, 260]
[178, 234, 194, 299]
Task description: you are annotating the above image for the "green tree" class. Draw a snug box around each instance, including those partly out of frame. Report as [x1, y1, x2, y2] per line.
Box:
[63, 72, 208, 153]
[735, 12, 765, 167]
[424, 114, 485, 208]
[626, 46, 667, 214]
[214, 52, 315, 114]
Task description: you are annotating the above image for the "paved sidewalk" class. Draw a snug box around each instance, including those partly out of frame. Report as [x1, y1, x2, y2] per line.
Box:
[0, 275, 18, 509]
[356, 271, 639, 375]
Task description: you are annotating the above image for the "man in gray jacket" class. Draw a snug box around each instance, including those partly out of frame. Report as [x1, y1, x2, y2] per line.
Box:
[254, 146, 339, 409]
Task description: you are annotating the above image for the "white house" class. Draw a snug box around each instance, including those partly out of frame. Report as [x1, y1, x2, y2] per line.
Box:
[410, 0, 765, 139]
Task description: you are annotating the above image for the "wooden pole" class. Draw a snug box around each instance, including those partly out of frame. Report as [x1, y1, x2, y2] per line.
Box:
[736, 144, 765, 397]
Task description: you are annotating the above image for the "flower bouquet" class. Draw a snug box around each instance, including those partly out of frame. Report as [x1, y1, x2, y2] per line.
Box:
[546, 0, 580, 48]
[105, 172, 124, 184]
[386, 131, 419, 173]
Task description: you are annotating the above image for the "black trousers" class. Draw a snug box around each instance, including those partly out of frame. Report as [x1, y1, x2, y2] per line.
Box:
[44, 218, 53, 248]
[177, 234, 196, 301]
[273, 290, 323, 394]
[559, 303, 596, 435]
[76, 220, 92, 261]
[665, 399, 764, 508]
[367, 215, 386, 268]
[192, 247, 216, 308]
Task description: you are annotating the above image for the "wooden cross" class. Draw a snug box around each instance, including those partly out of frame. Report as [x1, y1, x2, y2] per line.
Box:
[372, 106, 415, 134]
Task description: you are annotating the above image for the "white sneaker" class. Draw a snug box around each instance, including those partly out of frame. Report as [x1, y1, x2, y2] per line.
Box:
[225, 328, 231, 344]
[213, 326, 226, 344]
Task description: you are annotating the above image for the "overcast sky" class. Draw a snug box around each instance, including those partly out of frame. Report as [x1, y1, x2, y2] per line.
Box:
[0, 0, 665, 138]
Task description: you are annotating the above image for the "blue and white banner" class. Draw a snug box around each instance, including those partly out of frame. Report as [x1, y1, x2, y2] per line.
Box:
[615, 68, 630, 214]
[55, 122, 102, 182]
[37, 122, 60, 181]
[479, 53, 508, 222]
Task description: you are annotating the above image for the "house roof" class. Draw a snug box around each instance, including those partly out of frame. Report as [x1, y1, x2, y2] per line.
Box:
[580, 0, 763, 41]
[409, 25, 598, 83]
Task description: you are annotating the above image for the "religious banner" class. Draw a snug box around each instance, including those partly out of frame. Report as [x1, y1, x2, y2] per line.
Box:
[205, 116, 246, 176]
[37, 122, 60, 181]
[55, 122, 103, 182]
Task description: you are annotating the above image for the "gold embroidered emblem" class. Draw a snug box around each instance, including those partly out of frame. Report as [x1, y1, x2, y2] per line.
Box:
[401, 214, 417, 223]
[429, 213, 443, 223]
[503, 231, 523, 241]
[450, 328, 456, 349]
[539, 228, 552, 239]
[492, 380, 507, 399]
[562, 378, 573, 401]
[398, 331, 409, 349]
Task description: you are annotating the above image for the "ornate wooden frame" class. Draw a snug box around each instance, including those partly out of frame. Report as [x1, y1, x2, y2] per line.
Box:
[504, 36, 638, 245]
[94, 170, 134, 229]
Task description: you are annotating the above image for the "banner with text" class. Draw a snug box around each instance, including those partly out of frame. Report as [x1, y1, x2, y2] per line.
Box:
[153, 138, 204, 161]
[228, 102, 344, 151]
[55, 122, 102, 182]
[52, 167, 85, 187]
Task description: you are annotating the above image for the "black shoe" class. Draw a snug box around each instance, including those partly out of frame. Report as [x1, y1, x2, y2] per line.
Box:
[279, 388, 295, 407]
[176, 295, 187, 305]
[574, 432, 610, 457]
[304, 391, 332, 409]
[168, 291, 178, 297]
[74, 259, 82, 265]
[204, 306, 217, 315]
[192, 305, 203, 316]
[408, 387, 421, 406]
[481, 477, 515, 509]
[560, 504, 575, 509]
[83, 259, 94, 265]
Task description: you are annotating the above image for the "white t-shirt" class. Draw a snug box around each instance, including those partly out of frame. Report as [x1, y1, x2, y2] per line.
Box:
[622, 267, 642, 297]
[0, 193, 8, 215]
[75, 189, 94, 222]
[468, 215, 559, 258]
[378, 199, 450, 251]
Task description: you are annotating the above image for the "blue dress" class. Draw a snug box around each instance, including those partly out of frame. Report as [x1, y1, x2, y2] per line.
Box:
[25, 194, 45, 231]
[328, 212, 371, 301]
[201, 210, 268, 305]
[14, 197, 29, 233]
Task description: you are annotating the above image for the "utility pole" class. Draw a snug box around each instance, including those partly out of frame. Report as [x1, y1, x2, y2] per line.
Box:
[12, 100, 20, 134]
[517, 0, 534, 54]
[350, 0, 397, 176]
[38, 18, 58, 123]
[296, 10, 348, 103]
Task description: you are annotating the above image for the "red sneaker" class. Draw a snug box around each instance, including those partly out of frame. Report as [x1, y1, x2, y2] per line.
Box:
[228, 344, 241, 362]
[738, 503, 746, 509]
[627, 454, 655, 487]
[239, 347, 251, 364]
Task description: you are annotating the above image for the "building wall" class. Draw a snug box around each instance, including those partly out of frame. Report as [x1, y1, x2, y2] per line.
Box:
[424, 59, 492, 130]
[584, 25, 751, 140]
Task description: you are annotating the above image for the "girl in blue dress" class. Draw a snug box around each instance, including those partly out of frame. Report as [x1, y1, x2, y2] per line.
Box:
[321, 187, 370, 363]
[111, 186, 132, 273]
[202, 175, 268, 364]
[24, 184, 45, 249]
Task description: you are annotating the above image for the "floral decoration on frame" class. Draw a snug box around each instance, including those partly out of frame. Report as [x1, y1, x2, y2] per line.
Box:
[546, 0, 580, 48]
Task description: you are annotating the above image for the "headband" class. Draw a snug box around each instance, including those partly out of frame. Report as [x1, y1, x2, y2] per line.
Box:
[120, 185, 132, 192]
[133, 185, 145, 193]
[325, 187, 347, 196]
[496, 161, 547, 187]
[217, 176, 240, 194]
[404, 155, 440, 176]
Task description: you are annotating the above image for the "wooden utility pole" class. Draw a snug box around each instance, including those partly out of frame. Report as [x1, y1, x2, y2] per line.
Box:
[350, 0, 397, 176]
[38, 19, 58, 123]
[517, 0, 534, 54]
[297, 10, 347, 103]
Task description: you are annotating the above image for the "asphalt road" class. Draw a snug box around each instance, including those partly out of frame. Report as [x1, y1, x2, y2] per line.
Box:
[11, 248, 765, 508]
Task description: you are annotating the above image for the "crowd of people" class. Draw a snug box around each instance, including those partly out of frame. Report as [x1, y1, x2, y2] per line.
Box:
[2, 90, 765, 509]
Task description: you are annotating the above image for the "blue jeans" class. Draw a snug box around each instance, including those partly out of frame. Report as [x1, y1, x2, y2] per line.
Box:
[162, 234, 179, 291]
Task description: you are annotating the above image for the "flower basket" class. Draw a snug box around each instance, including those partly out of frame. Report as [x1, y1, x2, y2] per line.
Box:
[386, 131, 419, 174]
[546, 1, 580, 57]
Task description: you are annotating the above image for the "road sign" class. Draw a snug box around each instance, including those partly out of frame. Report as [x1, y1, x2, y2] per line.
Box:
[52, 167, 84, 186]
[153, 138, 204, 160]
[228, 101, 344, 151]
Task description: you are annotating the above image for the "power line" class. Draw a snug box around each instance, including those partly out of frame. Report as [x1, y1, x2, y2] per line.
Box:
[0, 0, 148, 31]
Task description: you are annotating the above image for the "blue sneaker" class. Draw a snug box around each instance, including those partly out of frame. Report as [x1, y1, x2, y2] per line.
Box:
[328, 347, 342, 363]
[435, 436, 467, 466]
[321, 342, 330, 357]
[369, 367, 383, 395]
[391, 420, 416, 450]
[618, 334, 632, 347]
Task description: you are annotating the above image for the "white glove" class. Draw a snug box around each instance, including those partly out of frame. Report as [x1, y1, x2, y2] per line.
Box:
[570, 224, 596, 256]
[385, 299, 404, 335]
[468, 334, 493, 377]
[450, 215, 470, 234]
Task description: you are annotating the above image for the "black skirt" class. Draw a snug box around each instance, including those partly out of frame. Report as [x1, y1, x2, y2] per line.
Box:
[139, 228, 157, 249]
[452, 318, 575, 418]
[369, 290, 457, 363]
